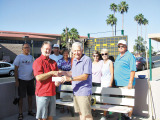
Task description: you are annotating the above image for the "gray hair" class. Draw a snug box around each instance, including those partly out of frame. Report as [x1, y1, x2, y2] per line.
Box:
[101, 48, 108, 54]
[41, 41, 52, 48]
[72, 42, 83, 50]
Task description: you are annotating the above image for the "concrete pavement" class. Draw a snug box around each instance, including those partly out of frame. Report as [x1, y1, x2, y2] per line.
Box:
[2, 109, 151, 120]
[2, 68, 160, 120]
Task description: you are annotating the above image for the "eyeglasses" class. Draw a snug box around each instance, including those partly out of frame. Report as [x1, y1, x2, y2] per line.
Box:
[118, 45, 125, 48]
[101, 53, 108, 56]
[93, 55, 99, 57]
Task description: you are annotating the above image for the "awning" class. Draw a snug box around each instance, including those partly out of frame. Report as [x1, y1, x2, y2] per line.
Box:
[148, 33, 160, 42]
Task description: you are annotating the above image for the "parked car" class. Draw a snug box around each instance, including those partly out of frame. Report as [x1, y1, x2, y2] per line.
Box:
[0, 62, 15, 76]
[136, 57, 155, 71]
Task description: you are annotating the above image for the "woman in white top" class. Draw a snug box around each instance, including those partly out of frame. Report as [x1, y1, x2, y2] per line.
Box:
[100, 49, 114, 118]
[100, 49, 114, 87]
[92, 50, 103, 87]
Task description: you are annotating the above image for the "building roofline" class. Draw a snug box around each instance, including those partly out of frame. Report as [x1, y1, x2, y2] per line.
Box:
[0, 30, 61, 37]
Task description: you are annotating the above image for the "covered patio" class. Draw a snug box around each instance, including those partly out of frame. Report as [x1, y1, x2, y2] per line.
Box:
[147, 33, 160, 119]
[148, 33, 160, 80]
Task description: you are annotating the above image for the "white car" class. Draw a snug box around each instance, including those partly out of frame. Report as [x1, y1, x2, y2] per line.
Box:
[157, 52, 160, 55]
[0, 62, 15, 76]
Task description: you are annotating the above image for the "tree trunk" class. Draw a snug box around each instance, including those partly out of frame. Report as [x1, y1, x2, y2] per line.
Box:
[115, 24, 116, 36]
[112, 26, 114, 36]
[137, 23, 138, 39]
[141, 24, 142, 38]
[122, 13, 124, 30]
[140, 24, 142, 55]
[145, 25, 147, 41]
[114, 12, 116, 36]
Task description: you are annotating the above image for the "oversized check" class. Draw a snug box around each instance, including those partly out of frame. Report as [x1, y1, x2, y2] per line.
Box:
[52, 77, 61, 82]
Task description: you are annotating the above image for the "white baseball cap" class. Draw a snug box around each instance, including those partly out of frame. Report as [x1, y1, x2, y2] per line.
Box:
[118, 40, 127, 45]
[53, 44, 59, 48]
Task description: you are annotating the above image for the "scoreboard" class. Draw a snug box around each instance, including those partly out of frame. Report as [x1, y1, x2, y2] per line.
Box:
[84, 36, 128, 60]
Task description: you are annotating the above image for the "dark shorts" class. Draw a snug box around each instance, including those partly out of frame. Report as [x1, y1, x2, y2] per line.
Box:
[18, 79, 35, 98]
[92, 82, 101, 87]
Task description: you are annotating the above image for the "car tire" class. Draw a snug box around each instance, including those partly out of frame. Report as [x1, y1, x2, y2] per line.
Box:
[9, 70, 14, 76]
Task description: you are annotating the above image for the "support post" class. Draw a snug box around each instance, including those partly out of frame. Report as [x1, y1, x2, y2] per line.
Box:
[149, 38, 152, 81]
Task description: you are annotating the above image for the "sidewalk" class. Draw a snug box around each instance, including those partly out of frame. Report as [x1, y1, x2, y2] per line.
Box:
[2, 108, 151, 120]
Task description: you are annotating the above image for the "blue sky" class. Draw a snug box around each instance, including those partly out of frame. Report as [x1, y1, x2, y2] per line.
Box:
[0, 0, 160, 52]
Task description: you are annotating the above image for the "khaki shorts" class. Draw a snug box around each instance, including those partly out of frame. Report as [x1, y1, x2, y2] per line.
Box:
[36, 96, 56, 119]
[73, 96, 92, 117]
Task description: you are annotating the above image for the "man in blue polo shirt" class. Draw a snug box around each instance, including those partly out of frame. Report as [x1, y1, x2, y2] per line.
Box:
[60, 42, 93, 120]
[114, 39, 136, 120]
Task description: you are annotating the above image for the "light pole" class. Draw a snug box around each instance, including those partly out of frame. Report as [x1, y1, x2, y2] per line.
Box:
[23, 36, 29, 43]
[31, 40, 34, 59]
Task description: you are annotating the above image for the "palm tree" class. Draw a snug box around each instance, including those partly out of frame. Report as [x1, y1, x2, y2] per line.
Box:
[137, 13, 144, 38]
[143, 18, 149, 63]
[61, 27, 79, 48]
[110, 3, 117, 36]
[61, 27, 71, 48]
[106, 14, 117, 36]
[118, 1, 129, 30]
[133, 36, 145, 54]
[70, 28, 79, 42]
[136, 14, 144, 55]
[134, 15, 140, 39]
[143, 18, 149, 41]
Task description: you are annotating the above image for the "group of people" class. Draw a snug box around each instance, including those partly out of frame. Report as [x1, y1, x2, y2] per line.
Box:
[92, 39, 136, 120]
[13, 39, 136, 120]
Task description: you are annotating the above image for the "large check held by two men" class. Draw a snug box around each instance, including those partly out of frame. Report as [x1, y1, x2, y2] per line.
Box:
[52, 77, 61, 82]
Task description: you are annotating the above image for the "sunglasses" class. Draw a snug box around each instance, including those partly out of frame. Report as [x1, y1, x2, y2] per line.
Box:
[118, 45, 125, 48]
[23, 47, 30, 49]
[93, 55, 99, 57]
[101, 53, 108, 56]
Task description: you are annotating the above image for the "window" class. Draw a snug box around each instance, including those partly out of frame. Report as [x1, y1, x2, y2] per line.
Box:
[4, 63, 11, 67]
[0, 63, 11, 68]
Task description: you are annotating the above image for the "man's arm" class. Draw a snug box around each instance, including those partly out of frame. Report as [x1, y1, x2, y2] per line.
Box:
[59, 71, 72, 77]
[35, 71, 59, 82]
[61, 74, 89, 83]
[127, 71, 135, 89]
[14, 65, 19, 87]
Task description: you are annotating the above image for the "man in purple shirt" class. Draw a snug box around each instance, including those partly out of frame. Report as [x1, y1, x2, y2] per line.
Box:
[61, 42, 93, 120]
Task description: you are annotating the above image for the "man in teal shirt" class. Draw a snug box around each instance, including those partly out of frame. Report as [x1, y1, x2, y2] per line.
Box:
[114, 39, 136, 120]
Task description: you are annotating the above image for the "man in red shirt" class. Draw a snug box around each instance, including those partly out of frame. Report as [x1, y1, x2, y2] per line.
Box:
[33, 41, 60, 120]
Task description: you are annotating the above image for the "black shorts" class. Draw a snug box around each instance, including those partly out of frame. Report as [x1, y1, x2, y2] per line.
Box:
[92, 82, 101, 87]
[18, 79, 35, 98]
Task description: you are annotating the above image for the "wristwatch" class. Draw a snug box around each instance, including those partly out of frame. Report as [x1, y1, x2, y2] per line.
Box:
[70, 77, 73, 81]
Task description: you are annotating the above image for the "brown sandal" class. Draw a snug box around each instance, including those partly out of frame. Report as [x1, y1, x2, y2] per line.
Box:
[18, 113, 23, 120]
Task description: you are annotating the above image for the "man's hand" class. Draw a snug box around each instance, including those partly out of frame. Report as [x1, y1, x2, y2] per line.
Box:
[55, 81, 61, 86]
[58, 71, 66, 76]
[15, 80, 19, 87]
[61, 76, 71, 83]
[127, 83, 133, 89]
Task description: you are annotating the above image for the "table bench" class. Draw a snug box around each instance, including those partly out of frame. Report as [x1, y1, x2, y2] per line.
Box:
[56, 85, 135, 119]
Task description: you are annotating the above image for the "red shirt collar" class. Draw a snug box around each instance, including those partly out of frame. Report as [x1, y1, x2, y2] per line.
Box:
[40, 54, 50, 60]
